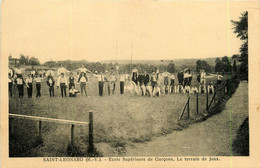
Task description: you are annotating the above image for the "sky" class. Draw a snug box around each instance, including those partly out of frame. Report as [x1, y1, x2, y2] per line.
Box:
[1, 0, 253, 63]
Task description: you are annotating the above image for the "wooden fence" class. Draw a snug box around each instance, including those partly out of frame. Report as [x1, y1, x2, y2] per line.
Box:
[179, 82, 226, 120]
[9, 112, 94, 153]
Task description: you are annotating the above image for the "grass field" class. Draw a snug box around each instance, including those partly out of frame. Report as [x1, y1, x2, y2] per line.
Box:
[9, 72, 223, 157]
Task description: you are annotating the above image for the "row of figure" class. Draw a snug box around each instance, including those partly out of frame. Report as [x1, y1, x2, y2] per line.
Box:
[8, 64, 223, 98]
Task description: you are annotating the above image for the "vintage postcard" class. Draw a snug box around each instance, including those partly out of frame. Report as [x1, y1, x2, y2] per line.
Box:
[1, 0, 260, 167]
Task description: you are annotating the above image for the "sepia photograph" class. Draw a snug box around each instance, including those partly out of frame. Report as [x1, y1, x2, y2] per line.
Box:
[1, 0, 260, 167]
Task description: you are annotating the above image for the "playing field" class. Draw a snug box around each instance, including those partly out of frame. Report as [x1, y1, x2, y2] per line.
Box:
[9, 72, 219, 157]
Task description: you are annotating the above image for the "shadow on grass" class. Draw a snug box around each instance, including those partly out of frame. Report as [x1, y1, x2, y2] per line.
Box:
[232, 117, 249, 156]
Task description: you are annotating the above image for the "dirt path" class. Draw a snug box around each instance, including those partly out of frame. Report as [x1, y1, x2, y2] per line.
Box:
[122, 81, 249, 156]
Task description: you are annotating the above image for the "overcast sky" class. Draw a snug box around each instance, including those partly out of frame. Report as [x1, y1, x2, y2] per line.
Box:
[1, 0, 252, 63]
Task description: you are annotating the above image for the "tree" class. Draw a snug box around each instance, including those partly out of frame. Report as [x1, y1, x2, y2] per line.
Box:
[233, 60, 237, 73]
[195, 60, 212, 72]
[29, 57, 40, 66]
[19, 54, 27, 65]
[25, 56, 30, 65]
[215, 58, 223, 72]
[231, 11, 248, 79]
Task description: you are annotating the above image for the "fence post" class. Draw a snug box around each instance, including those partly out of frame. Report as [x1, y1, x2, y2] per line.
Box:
[88, 112, 94, 152]
[71, 124, 74, 148]
[187, 96, 190, 118]
[39, 121, 42, 138]
[196, 93, 199, 114]
[206, 84, 209, 111]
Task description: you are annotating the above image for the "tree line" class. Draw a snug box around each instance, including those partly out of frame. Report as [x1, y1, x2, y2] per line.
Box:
[9, 54, 40, 66]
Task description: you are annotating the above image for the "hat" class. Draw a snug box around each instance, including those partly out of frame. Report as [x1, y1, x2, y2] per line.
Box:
[61, 73, 64, 75]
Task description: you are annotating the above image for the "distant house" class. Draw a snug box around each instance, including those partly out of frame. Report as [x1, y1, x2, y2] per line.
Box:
[9, 58, 20, 66]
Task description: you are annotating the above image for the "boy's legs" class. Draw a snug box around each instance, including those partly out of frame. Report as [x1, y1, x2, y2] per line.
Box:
[49, 87, 52, 97]
[64, 85, 67, 97]
[38, 84, 41, 97]
[29, 84, 33, 97]
[112, 82, 115, 94]
[27, 87, 30, 98]
[98, 81, 102, 96]
[107, 83, 110, 95]
[83, 83, 87, 96]
[80, 82, 83, 94]
[60, 85, 64, 97]
[51, 86, 54, 97]
[120, 82, 124, 94]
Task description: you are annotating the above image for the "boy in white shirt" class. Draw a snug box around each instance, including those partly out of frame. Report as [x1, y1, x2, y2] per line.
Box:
[119, 71, 126, 95]
[77, 72, 88, 96]
[25, 74, 33, 98]
[94, 71, 105, 96]
[200, 69, 206, 85]
[34, 74, 43, 97]
[16, 76, 24, 98]
[78, 64, 92, 74]
[57, 73, 68, 97]
[15, 65, 23, 78]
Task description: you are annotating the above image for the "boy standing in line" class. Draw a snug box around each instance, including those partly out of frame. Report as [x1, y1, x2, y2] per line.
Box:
[78, 72, 88, 96]
[25, 74, 33, 98]
[119, 71, 126, 95]
[34, 74, 43, 98]
[151, 72, 157, 92]
[94, 71, 105, 96]
[169, 73, 175, 94]
[16, 76, 24, 98]
[47, 75, 55, 97]
[57, 73, 68, 97]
